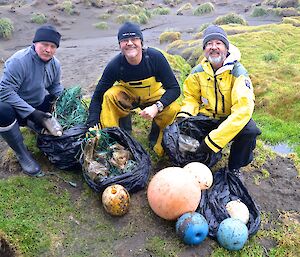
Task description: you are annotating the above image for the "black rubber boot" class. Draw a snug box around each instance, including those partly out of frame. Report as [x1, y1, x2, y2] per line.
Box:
[230, 168, 245, 184]
[0, 122, 44, 177]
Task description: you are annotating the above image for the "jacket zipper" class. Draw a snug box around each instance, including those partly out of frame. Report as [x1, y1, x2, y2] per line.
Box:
[214, 76, 225, 114]
[214, 75, 218, 115]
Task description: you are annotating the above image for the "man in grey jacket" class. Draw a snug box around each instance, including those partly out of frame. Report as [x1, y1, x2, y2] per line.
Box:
[0, 25, 63, 176]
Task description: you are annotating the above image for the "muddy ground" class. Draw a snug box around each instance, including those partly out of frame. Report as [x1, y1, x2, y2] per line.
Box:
[0, 0, 299, 256]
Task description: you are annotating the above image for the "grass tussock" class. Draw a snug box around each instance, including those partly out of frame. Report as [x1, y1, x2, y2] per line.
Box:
[116, 14, 132, 24]
[152, 7, 170, 15]
[94, 21, 108, 29]
[58, 0, 77, 15]
[282, 16, 300, 26]
[159, 31, 181, 44]
[193, 2, 214, 16]
[98, 13, 110, 20]
[84, 0, 105, 8]
[263, 0, 278, 7]
[163, 0, 182, 6]
[116, 6, 151, 24]
[166, 38, 203, 66]
[31, 12, 47, 24]
[270, 7, 300, 16]
[277, 0, 299, 8]
[214, 13, 248, 25]
[251, 7, 269, 17]
[176, 3, 192, 15]
[0, 17, 14, 39]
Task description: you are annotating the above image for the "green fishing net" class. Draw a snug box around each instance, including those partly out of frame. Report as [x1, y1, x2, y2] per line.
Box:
[53, 86, 88, 129]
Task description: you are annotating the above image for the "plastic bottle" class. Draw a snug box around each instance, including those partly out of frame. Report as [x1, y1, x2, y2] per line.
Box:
[42, 114, 63, 137]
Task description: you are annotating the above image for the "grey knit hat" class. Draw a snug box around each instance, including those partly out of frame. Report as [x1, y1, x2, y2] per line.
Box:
[33, 25, 61, 48]
[118, 22, 143, 42]
[202, 25, 229, 49]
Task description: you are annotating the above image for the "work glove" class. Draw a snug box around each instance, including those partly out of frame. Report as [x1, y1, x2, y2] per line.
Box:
[197, 140, 214, 154]
[28, 110, 52, 128]
[86, 119, 99, 129]
[196, 140, 214, 164]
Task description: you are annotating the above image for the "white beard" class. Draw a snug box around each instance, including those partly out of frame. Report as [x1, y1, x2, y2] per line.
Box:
[207, 55, 223, 65]
[206, 51, 227, 67]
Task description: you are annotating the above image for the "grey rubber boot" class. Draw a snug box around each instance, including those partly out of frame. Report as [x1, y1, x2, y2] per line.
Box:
[0, 121, 44, 177]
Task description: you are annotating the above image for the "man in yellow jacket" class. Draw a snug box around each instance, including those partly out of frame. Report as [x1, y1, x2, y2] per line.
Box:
[177, 25, 261, 179]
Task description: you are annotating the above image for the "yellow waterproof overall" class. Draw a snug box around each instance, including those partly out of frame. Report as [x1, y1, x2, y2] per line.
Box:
[100, 76, 180, 156]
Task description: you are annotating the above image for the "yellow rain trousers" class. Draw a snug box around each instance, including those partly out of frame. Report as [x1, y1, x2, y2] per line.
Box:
[100, 76, 180, 156]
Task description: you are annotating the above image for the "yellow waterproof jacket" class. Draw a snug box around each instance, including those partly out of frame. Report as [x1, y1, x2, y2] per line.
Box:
[179, 44, 255, 153]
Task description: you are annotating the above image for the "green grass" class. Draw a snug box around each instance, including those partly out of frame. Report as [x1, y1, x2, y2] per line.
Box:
[163, 50, 191, 89]
[145, 236, 181, 257]
[253, 111, 300, 156]
[0, 177, 75, 255]
[0, 172, 123, 256]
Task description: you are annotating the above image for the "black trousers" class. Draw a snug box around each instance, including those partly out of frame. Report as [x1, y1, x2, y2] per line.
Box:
[199, 115, 261, 170]
[0, 95, 52, 127]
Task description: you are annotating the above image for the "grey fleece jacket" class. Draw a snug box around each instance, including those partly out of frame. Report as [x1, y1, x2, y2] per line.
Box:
[0, 45, 63, 118]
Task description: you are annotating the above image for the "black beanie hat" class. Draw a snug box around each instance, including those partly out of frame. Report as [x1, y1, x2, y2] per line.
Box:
[117, 22, 143, 42]
[202, 25, 229, 49]
[33, 25, 61, 48]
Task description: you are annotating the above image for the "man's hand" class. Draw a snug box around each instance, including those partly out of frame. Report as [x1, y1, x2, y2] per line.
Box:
[28, 110, 52, 128]
[86, 120, 99, 129]
[139, 104, 158, 120]
[197, 140, 214, 154]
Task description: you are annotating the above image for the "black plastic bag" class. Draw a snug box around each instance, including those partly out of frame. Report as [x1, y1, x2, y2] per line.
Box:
[197, 168, 261, 238]
[163, 115, 222, 167]
[37, 124, 87, 170]
[81, 127, 151, 193]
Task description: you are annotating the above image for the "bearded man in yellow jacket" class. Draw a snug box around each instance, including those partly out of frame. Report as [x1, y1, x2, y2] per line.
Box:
[177, 25, 261, 179]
